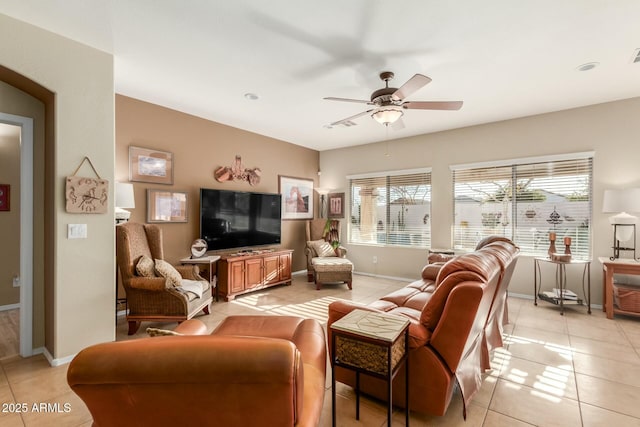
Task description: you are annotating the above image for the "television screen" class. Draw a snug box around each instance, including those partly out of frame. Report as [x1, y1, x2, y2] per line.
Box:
[200, 188, 282, 251]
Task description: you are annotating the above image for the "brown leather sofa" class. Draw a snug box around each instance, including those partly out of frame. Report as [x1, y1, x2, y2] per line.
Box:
[327, 237, 519, 418]
[67, 315, 327, 427]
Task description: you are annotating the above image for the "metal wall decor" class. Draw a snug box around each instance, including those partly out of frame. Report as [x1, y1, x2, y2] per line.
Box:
[214, 155, 261, 186]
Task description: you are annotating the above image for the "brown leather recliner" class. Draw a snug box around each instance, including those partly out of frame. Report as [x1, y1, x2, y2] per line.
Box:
[327, 237, 519, 418]
[67, 315, 327, 427]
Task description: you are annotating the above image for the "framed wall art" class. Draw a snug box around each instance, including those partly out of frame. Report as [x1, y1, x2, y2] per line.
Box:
[278, 175, 314, 220]
[129, 146, 174, 185]
[0, 184, 9, 211]
[147, 189, 188, 223]
[328, 192, 345, 218]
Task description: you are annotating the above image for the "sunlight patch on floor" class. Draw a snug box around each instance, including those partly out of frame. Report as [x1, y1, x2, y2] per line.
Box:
[229, 293, 344, 322]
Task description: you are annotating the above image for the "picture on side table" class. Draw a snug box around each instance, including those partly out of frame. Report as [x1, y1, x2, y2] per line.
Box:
[147, 189, 188, 223]
[129, 146, 174, 185]
[279, 175, 314, 220]
[328, 192, 345, 218]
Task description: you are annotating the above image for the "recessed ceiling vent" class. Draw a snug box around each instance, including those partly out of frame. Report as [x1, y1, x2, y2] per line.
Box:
[632, 48, 640, 64]
[339, 121, 358, 127]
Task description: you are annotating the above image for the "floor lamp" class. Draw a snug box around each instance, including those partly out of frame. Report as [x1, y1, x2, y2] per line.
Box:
[602, 188, 640, 260]
[316, 188, 331, 218]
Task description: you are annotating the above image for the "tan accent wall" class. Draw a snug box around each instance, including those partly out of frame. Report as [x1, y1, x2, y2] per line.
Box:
[1, 13, 115, 359]
[0, 126, 20, 305]
[320, 97, 640, 305]
[0, 80, 46, 349]
[115, 95, 319, 273]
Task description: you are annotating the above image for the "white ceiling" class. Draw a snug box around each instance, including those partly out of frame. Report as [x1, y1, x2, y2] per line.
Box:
[2, 1, 640, 151]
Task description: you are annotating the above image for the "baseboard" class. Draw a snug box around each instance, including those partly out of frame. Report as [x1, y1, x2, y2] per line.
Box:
[43, 347, 75, 367]
[353, 271, 414, 283]
[0, 303, 20, 312]
[292, 269, 307, 276]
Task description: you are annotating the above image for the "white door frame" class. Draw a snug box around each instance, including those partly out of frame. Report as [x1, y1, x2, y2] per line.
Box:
[0, 112, 33, 357]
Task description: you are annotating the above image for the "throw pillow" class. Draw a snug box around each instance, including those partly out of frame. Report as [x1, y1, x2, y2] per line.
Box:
[136, 255, 156, 277]
[146, 327, 183, 337]
[310, 240, 337, 258]
[154, 259, 182, 288]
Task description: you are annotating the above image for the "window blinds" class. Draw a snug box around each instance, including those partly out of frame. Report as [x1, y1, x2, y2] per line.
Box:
[452, 156, 593, 258]
[349, 170, 431, 247]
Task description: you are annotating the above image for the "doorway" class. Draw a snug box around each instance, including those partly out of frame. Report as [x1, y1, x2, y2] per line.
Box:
[0, 113, 33, 358]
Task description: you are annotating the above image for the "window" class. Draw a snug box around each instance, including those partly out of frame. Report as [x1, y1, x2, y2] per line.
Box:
[452, 153, 593, 258]
[348, 169, 431, 247]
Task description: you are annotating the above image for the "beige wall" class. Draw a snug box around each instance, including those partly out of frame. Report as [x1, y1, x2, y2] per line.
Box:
[0, 81, 46, 349]
[115, 95, 319, 272]
[320, 97, 640, 304]
[0, 13, 115, 360]
[0, 126, 20, 306]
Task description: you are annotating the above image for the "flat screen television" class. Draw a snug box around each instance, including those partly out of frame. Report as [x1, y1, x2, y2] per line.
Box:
[200, 188, 282, 251]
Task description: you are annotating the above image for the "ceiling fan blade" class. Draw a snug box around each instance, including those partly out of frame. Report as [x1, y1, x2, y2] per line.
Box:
[402, 101, 463, 110]
[392, 74, 432, 101]
[324, 97, 371, 104]
[391, 117, 405, 131]
[330, 109, 375, 126]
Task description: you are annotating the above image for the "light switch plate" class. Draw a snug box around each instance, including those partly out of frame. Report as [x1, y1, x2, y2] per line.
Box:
[68, 223, 87, 239]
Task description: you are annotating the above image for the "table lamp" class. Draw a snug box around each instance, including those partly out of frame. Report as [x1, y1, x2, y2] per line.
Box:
[115, 182, 135, 224]
[602, 188, 640, 259]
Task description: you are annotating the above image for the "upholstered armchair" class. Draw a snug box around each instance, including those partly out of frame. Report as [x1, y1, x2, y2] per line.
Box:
[305, 219, 353, 290]
[116, 222, 212, 335]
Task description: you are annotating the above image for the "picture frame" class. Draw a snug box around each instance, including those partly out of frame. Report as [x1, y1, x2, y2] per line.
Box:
[278, 175, 314, 220]
[0, 184, 9, 211]
[328, 192, 345, 218]
[147, 189, 188, 223]
[129, 146, 174, 185]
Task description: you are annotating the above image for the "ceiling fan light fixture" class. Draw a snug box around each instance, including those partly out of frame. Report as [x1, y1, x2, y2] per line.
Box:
[372, 108, 403, 126]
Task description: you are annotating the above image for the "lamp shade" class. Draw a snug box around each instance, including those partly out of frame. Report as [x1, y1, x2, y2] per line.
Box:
[602, 188, 640, 213]
[115, 182, 135, 209]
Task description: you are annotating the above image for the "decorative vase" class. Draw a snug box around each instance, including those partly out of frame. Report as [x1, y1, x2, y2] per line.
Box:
[548, 232, 557, 257]
[564, 236, 572, 255]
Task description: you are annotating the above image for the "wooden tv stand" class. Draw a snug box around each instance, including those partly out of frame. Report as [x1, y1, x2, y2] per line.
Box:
[217, 249, 293, 301]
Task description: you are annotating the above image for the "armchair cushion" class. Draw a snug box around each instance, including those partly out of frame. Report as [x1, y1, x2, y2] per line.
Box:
[136, 255, 156, 278]
[309, 240, 337, 257]
[154, 259, 182, 288]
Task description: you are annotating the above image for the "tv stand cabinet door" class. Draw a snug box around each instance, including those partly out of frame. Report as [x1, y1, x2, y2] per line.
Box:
[279, 252, 292, 282]
[263, 254, 281, 286]
[245, 258, 264, 290]
[227, 260, 245, 294]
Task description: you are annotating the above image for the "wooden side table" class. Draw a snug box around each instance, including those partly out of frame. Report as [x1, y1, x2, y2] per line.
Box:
[180, 255, 221, 301]
[330, 309, 410, 427]
[598, 257, 640, 319]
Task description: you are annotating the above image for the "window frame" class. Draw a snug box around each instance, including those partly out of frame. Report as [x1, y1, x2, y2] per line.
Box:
[450, 152, 594, 258]
[347, 168, 432, 248]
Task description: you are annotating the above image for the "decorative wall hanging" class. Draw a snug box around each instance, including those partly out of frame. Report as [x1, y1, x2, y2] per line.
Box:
[65, 157, 109, 213]
[328, 192, 345, 219]
[147, 189, 188, 223]
[279, 175, 314, 220]
[129, 146, 174, 185]
[214, 155, 261, 186]
[0, 184, 9, 211]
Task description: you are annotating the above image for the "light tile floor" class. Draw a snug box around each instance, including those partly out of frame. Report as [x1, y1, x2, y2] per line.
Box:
[1, 273, 640, 426]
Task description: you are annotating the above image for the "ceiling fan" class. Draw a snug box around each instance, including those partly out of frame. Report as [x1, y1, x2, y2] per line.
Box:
[324, 71, 463, 129]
